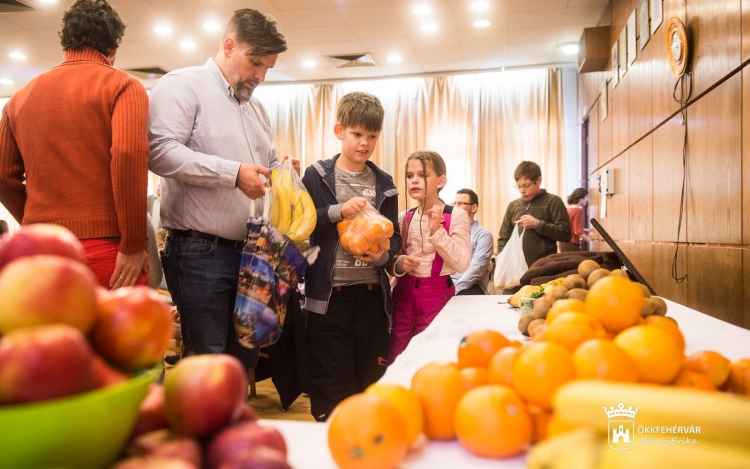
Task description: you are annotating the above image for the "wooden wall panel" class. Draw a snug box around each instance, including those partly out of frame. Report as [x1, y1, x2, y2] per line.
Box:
[588, 100, 600, 178]
[598, 89, 613, 169]
[744, 0, 750, 61]
[612, 73, 631, 155]
[597, 153, 631, 240]
[744, 67, 750, 244]
[653, 0, 687, 127]
[687, 0, 743, 98]
[686, 75, 743, 244]
[628, 242, 655, 288]
[628, 35, 654, 143]
[579, 71, 610, 122]
[687, 246, 745, 327]
[652, 116, 687, 242]
[652, 244, 689, 305]
[629, 134, 653, 241]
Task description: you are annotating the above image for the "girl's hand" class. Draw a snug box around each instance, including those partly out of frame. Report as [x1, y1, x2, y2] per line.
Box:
[342, 197, 367, 217]
[426, 204, 444, 236]
[398, 255, 421, 274]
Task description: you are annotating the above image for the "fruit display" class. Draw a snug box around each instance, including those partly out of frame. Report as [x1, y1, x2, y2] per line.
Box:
[269, 162, 316, 243]
[336, 203, 394, 256]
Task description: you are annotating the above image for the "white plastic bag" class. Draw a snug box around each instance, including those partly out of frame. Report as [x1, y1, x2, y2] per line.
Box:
[493, 227, 528, 290]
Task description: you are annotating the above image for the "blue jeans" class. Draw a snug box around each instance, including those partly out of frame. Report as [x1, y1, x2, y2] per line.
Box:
[162, 236, 259, 370]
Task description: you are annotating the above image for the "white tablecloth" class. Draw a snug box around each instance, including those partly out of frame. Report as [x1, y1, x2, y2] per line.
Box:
[269, 295, 750, 469]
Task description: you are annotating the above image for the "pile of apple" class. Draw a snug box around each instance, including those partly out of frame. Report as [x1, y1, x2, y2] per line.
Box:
[117, 355, 291, 469]
[0, 224, 174, 404]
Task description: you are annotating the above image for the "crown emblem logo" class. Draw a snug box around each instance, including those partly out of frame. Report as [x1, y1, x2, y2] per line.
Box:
[603, 402, 639, 419]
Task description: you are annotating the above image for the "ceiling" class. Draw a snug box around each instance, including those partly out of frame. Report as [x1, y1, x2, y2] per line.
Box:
[0, 0, 610, 96]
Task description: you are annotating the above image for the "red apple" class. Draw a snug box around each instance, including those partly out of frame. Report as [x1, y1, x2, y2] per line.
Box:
[0, 324, 94, 404]
[112, 457, 199, 469]
[206, 422, 288, 469]
[90, 287, 173, 370]
[218, 447, 291, 469]
[131, 384, 170, 439]
[164, 354, 248, 437]
[0, 255, 98, 334]
[91, 353, 129, 389]
[233, 402, 259, 424]
[126, 429, 203, 467]
[0, 223, 85, 271]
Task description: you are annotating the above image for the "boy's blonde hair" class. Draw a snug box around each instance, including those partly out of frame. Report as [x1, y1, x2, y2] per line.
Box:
[336, 92, 384, 133]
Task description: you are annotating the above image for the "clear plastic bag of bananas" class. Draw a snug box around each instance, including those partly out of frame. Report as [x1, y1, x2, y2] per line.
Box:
[269, 158, 317, 244]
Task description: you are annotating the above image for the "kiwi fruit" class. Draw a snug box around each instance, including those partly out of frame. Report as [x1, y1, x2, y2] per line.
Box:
[544, 285, 568, 304]
[641, 298, 657, 317]
[518, 315, 535, 336]
[567, 288, 588, 302]
[609, 269, 628, 279]
[587, 268, 611, 288]
[532, 300, 551, 320]
[651, 296, 668, 316]
[528, 318, 546, 336]
[562, 274, 587, 290]
[578, 259, 600, 280]
[638, 283, 652, 298]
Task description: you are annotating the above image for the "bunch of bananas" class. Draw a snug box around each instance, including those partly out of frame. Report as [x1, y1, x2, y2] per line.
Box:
[527, 380, 750, 468]
[269, 168, 316, 243]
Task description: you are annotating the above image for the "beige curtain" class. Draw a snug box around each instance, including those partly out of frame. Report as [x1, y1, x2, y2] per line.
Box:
[255, 68, 565, 249]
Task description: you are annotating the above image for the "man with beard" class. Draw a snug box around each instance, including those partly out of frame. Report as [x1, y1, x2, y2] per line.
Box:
[148, 9, 294, 372]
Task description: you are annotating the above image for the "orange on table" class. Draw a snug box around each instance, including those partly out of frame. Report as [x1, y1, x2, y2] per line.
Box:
[643, 315, 685, 354]
[526, 402, 552, 443]
[487, 346, 523, 387]
[327, 393, 408, 469]
[613, 325, 683, 384]
[541, 319, 600, 353]
[726, 358, 750, 395]
[454, 385, 532, 458]
[671, 369, 716, 391]
[545, 413, 581, 439]
[585, 276, 644, 334]
[459, 366, 489, 390]
[364, 383, 423, 446]
[684, 350, 731, 388]
[410, 361, 466, 440]
[512, 342, 576, 409]
[457, 329, 511, 369]
[571, 338, 638, 383]
[529, 322, 547, 341]
[546, 298, 586, 324]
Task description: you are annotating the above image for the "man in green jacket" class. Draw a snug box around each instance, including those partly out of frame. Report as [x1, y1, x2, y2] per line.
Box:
[496, 161, 572, 267]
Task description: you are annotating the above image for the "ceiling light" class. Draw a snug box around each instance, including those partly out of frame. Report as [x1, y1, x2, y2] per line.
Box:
[421, 23, 438, 32]
[560, 43, 579, 55]
[471, 1, 489, 10]
[154, 25, 173, 36]
[302, 60, 316, 68]
[473, 20, 490, 28]
[413, 5, 432, 15]
[9, 52, 26, 60]
[387, 54, 402, 63]
[180, 40, 197, 50]
[39, 0, 57, 3]
[203, 21, 221, 31]
[0, 79, 14, 86]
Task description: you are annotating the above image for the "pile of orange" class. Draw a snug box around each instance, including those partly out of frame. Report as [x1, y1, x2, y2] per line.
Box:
[337, 215, 394, 256]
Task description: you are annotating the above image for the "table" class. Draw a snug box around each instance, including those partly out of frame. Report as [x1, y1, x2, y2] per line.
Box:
[270, 295, 750, 469]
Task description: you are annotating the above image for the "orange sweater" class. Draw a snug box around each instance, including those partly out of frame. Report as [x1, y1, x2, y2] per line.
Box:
[0, 47, 149, 253]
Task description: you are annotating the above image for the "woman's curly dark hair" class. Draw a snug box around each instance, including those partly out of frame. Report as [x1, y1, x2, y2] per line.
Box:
[59, 0, 125, 57]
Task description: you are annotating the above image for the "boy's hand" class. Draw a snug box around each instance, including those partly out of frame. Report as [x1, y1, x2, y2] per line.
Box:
[354, 245, 386, 264]
[426, 204, 444, 236]
[283, 155, 301, 176]
[516, 215, 538, 229]
[342, 197, 367, 217]
[398, 255, 420, 274]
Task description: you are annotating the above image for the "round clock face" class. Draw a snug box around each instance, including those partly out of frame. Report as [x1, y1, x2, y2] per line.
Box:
[671, 32, 682, 61]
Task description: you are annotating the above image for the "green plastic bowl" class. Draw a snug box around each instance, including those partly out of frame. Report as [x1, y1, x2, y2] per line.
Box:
[0, 368, 156, 469]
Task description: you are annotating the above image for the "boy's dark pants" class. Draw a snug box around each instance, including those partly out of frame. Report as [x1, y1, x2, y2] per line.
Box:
[304, 284, 390, 422]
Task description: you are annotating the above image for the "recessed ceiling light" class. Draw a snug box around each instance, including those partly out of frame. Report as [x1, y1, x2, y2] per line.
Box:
[302, 60, 317, 68]
[9, 52, 26, 60]
[154, 25, 173, 36]
[413, 5, 432, 15]
[0, 78, 14, 86]
[387, 54, 403, 63]
[180, 40, 197, 50]
[421, 23, 438, 32]
[560, 43, 579, 55]
[203, 21, 221, 31]
[470, 1, 489, 11]
[473, 20, 491, 28]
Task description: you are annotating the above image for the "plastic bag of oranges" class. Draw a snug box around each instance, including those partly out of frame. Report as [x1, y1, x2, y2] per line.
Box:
[337, 203, 394, 256]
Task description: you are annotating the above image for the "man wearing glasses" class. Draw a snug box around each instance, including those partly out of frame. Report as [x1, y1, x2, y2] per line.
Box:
[496, 161, 571, 269]
[451, 189, 494, 295]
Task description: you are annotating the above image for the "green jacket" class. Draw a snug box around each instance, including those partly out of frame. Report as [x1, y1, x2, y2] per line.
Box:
[496, 190, 572, 267]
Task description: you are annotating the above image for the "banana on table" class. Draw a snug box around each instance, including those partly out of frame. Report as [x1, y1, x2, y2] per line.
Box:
[269, 169, 316, 243]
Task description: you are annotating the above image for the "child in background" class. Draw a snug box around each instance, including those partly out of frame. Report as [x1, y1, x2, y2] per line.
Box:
[301, 92, 401, 422]
[389, 150, 471, 360]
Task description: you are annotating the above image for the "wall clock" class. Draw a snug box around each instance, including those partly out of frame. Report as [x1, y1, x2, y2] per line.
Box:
[666, 17, 689, 77]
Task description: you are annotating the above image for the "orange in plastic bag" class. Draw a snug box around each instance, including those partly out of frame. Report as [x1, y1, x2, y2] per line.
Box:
[337, 203, 394, 256]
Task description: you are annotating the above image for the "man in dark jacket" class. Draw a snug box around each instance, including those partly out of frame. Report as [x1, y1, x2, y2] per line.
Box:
[497, 161, 571, 267]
